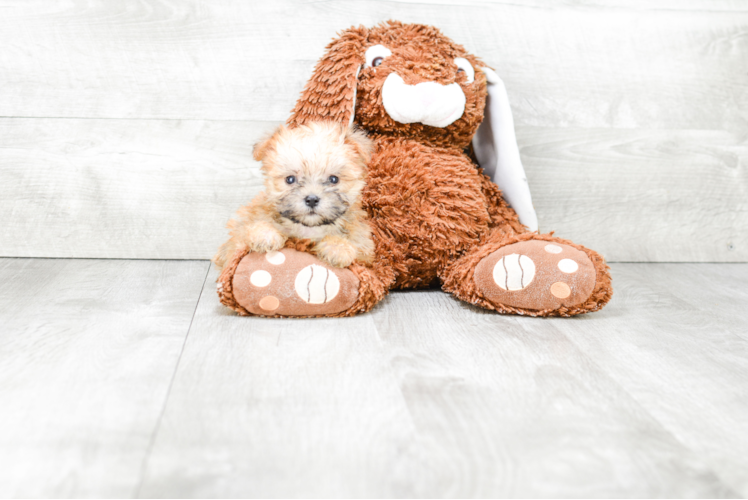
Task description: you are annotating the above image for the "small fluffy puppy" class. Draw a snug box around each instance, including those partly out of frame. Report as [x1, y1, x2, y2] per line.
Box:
[214, 122, 375, 269]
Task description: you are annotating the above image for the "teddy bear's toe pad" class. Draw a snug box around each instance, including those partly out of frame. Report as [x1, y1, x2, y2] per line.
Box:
[474, 240, 596, 311]
[232, 249, 359, 317]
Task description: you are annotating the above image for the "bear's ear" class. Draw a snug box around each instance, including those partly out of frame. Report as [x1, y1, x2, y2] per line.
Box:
[472, 67, 538, 232]
[288, 26, 368, 127]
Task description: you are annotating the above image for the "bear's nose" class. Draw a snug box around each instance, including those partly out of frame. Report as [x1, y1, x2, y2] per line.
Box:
[419, 85, 441, 107]
[304, 195, 320, 208]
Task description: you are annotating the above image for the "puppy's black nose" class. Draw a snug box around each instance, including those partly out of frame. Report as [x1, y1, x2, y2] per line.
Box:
[304, 195, 320, 208]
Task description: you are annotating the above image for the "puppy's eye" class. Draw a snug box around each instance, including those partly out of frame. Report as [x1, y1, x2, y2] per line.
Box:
[365, 44, 391, 68]
[454, 57, 475, 84]
[329, 175, 339, 184]
[285, 175, 296, 184]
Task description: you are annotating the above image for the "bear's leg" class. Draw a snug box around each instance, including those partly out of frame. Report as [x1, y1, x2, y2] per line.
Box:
[441, 231, 613, 317]
[216, 241, 390, 318]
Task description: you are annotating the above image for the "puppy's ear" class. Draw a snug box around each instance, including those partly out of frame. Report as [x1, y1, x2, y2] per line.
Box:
[344, 126, 373, 166]
[253, 125, 285, 162]
[288, 26, 368, 127]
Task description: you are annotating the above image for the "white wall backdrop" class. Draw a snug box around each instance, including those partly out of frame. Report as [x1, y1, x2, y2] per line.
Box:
[1, 0, 746, 261]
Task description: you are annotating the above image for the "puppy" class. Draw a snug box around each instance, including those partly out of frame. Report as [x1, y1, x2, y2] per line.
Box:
[214, 121, 375, 270]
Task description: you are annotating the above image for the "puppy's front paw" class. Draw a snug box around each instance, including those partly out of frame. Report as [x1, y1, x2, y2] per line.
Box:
[315, 236, 358, 268]
[246, 223, 287, 253]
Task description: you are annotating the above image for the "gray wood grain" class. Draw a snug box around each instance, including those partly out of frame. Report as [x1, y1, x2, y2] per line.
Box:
[1, 0, 746, 262]
[0, 258, 209, 498]
[135, 264, 745, 497]
[549, 263, 748, 496]
[136, 270, 414, 498]
[369, 280, 738, 497]
[0, 118, 267, 260]
[0, 0, 745, 129]
[2, 119, 744, 262]
[1, 260, 746, 497]
[522, 128, 748, 262]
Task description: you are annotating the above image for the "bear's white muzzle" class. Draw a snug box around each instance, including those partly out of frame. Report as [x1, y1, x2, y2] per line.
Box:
[381, 73, 466, 128]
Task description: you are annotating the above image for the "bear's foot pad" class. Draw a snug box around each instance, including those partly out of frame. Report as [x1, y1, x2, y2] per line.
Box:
[232, 249, 359, 317]
[474, 240, 596, 311]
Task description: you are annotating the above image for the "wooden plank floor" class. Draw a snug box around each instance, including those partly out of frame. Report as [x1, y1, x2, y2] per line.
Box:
[1, 260, 746, 498]
[0, 259, 210, 497]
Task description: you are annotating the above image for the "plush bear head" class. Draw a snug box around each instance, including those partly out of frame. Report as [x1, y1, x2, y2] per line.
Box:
[288, 21, 487, 149]
[288, 20, 539, 231]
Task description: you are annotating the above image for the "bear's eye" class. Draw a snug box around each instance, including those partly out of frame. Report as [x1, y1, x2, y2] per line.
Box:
[365, 44, 392, 68]
[285, 175, 296, 184]
[328, 175, 339, 184]
[454, 57, 475, 84]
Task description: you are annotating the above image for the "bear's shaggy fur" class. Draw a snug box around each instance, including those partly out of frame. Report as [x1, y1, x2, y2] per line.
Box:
[217, 21, 612, 318]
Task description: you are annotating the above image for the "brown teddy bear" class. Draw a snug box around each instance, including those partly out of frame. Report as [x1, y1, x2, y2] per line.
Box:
[215, 21, 612, 318]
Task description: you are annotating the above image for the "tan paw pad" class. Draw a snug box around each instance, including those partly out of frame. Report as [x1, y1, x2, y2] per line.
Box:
[550, 282, 571, 299]
[232, 249, 359, 317]
[475, 240, 596, 311]
[258, 295, 280, 311]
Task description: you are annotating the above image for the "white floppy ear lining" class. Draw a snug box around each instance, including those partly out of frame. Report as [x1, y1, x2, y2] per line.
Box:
[349, 65, 362, 127]
[472, 67, 539, 232]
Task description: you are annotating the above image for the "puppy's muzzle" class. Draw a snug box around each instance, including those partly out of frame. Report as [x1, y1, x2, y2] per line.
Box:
[381, 73, 466, 128]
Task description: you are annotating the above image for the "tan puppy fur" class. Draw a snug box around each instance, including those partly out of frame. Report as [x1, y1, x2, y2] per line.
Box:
[214, 122, 375, 269]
